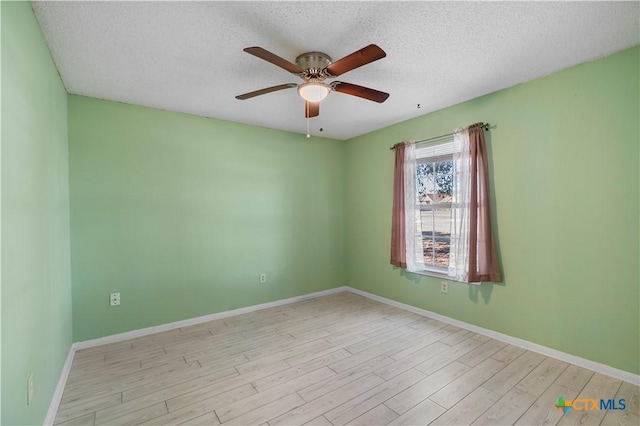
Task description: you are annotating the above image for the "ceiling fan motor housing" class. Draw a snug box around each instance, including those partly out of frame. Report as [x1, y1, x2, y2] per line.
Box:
[295, 52, 332, 79]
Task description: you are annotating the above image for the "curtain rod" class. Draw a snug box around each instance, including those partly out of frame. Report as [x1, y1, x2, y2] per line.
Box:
[389, 123, 490, 150]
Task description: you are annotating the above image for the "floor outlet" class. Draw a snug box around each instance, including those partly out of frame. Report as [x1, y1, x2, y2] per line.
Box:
[441, 281, 449, 293]
[27, 374, 34, 405]
[110, 292, 121, 306]
[259, 273, 267, 283]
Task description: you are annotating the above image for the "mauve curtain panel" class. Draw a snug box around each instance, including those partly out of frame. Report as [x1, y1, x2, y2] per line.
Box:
[390, 142, 407, 268]
[467, 123, 502, 282]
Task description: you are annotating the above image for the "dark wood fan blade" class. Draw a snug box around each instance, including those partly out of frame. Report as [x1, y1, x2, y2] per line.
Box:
[332, 82, 389, 103]
[244, 47, 304, 74]
[235, 83, 297, 100]
[305, 101, 319, 118]
[325, 44, 386, 77]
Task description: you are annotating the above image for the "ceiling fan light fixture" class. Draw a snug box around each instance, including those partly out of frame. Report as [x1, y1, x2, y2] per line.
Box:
[297, 81, 330, 103]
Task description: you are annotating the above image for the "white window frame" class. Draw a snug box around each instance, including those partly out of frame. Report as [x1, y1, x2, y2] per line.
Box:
[409, 138, 456, 278]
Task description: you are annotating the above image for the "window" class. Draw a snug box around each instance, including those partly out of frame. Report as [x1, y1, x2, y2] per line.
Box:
[416, 141, 454, 272]
[413, 140, 455, 274]
[390, 123, 502, 283]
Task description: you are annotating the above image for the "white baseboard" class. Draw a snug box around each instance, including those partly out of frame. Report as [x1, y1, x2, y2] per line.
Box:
[345, 286, 640, 385]
[43, 344, 76, 426]
[44, 286, 347, 425]
[44, 284, 638, 425]
[73, 286, 347, 350]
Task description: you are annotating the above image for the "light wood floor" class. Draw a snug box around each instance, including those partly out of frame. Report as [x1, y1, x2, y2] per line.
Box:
[55, 292, 639, 426]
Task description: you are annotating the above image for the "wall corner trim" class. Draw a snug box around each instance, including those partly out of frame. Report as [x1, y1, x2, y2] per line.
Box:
[43, 345, 76, 426]
[345, 286, 640, 386]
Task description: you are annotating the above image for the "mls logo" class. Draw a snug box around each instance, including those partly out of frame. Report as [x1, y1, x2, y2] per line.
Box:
[599, 399, 627, 410]
[554, 396, 626, 415]
[555, 396, 572, 414]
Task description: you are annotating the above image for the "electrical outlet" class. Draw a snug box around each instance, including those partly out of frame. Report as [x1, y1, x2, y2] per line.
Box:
[110, 292, 120, 306]
[27, 374, 34, 405]
[440, 281, 449, 294]
[259, 273, 267, 283]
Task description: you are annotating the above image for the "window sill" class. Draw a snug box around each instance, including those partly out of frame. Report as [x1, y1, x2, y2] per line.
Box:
[408, 268, 451, 280]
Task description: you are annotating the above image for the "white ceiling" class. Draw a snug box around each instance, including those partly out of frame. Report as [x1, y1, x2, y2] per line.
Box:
[32, 1, 639, 140]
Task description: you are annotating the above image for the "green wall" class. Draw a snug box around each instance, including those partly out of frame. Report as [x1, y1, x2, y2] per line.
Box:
[1, 2, 73, 424]
[1, 5, 637, 424]
[346, 46, 639, 375]
[68, 96, 347, 341]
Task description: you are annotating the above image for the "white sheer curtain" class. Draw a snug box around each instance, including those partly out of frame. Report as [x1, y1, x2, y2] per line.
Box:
[449, 129, 473, 283]
[402, 143, 425, 272]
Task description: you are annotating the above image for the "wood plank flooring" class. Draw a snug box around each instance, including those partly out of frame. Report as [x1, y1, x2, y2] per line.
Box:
[55, 292, 638, 425]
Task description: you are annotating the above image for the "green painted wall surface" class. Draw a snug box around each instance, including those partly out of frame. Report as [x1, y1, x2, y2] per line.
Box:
[1, 2, 73, 424]
[68, 96, 346, 342]
[346, 46, 639, 374]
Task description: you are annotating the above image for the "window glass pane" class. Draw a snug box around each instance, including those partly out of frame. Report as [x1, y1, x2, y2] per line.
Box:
[416, 163, 433, 204]
[432, 207, 451, 267]
[416, 156, 453, 271]
[435, 161, 454, 198]
[419, 208, 451, 267]
[420, 207, 434, 266]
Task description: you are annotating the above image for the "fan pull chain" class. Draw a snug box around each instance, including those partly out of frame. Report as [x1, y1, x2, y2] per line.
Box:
[306, 103, 311, 138]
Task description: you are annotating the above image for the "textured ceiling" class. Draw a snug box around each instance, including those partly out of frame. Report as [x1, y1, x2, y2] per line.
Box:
[32, 1, 639, 140]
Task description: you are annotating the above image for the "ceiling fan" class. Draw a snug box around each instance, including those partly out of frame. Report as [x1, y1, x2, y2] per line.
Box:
[235, 44, 389, 118]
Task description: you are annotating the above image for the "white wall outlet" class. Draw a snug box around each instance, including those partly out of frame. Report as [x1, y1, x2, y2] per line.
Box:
[259, 273, 267, 283]
[110, 292, 120, 306]
[27, 373, 34, 405]
[440, 281, 449, 294]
